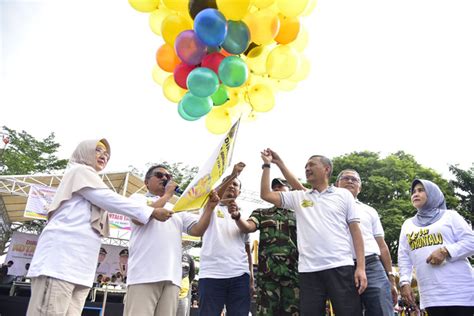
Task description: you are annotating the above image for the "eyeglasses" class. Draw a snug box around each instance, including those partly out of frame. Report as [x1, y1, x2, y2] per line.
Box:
[95, 148, 110, 160]
[339, 175, 360, 183]
[152, 171, 171, 180]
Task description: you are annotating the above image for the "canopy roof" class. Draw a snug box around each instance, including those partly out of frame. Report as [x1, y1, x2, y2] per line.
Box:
[0, 171, 147, 224]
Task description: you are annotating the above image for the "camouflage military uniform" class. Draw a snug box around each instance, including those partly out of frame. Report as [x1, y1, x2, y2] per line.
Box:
[249, 206, 299, 316]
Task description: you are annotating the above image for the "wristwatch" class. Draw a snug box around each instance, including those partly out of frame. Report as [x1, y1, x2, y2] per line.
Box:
[262, 163, 271, 169]
[231, 212, 241, 221]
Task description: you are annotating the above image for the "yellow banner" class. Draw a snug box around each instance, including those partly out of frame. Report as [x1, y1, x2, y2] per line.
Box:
[173, 119, 240, 212]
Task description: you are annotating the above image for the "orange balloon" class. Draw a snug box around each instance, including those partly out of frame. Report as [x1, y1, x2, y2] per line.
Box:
[275, 14, 300, 44]
[156, 43, 181, 72]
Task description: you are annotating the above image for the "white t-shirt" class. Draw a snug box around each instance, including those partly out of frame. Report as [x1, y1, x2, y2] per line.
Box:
[280, 186, 359, 272]
[28, 188, 154, 287]
[352, 200, 384, 258]
[199, 204, 250, 279]
[127, 194, 198, 287]
[398, 210, 474, 309]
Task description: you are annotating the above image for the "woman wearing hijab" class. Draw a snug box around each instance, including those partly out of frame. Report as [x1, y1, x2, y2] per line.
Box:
[398, 179, 474, 316]
[26, 138, 172, 316]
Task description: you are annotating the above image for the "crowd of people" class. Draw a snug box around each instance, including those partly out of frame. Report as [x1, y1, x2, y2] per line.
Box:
[16, 138, 473, 316]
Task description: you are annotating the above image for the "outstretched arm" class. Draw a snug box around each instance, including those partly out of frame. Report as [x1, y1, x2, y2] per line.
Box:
[215, 162, 246, 200]
[260, 149, 282, 207]
[268, 148, 306, 191]
[189, 190, 220, 236]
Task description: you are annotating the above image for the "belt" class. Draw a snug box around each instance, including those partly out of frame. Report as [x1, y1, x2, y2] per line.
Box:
[354, 254, 379, 266]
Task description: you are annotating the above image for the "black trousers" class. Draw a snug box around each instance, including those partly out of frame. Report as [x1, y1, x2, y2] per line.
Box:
[426, 306, 474, 316]
[299, 266, 362, 316]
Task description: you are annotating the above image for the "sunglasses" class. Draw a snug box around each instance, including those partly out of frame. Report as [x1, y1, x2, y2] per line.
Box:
[152, 171, 172, 180]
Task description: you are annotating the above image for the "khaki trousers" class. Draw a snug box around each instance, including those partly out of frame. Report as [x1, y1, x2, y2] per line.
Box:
[27, 276, 90, 316]
[124, 281, 179, 316]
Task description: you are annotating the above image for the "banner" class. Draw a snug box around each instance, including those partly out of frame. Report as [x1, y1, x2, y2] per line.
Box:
[4, 232, 38, 276]
[95, 244, 128, 279]
[173, 118, 240, 212]
[108, 213, 131, 231]
[24, 185, 56, 220]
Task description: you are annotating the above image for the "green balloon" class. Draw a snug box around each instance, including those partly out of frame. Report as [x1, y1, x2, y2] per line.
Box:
[211, 84, 229, 106]
[181, 92, 213, 118]
[187, 67, 219, 98]
[218, 56, 248, 87]
[178, 101, 200, 121]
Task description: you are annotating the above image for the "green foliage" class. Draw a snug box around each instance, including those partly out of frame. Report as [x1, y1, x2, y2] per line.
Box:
[0, 126, 68, 175]
[1, 127, 68, 255]
[331, 151, 458, 263]
[449, 164, 474, 224]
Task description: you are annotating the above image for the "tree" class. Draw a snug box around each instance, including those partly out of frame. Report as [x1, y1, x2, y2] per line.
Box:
[1, 126, 68, 255]
[330, 151, 458, 263]
[0, 126, 68, 175]
[449, 163, 474, 224]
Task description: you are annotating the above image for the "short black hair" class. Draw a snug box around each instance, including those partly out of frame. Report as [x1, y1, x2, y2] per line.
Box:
[145, 164, 169, 181]
[221, 175, 242, 189]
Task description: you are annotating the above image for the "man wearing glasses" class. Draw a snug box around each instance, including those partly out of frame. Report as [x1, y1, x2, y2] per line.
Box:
[336, 169, 397, 316]
[124, 165, 220, 316]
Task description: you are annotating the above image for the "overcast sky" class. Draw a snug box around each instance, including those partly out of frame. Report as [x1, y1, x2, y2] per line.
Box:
[2, 0, 473, 194]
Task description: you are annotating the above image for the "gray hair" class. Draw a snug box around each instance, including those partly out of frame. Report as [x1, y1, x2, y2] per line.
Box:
[336, 169, 361, 182]
[308, 155, 333, 179]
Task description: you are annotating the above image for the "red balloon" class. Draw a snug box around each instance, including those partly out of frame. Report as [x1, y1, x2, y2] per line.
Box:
[201, 52, 225, 75]
[173, 63, 197, 89]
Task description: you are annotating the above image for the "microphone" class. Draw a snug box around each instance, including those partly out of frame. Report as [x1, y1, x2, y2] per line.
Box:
[163, 180, 184, 195]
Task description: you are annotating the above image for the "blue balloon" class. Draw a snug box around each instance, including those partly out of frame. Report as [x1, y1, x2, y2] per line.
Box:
[194, 9, 227, 47]
[181, 92, 213, 118]
[222, 21, 250, 55]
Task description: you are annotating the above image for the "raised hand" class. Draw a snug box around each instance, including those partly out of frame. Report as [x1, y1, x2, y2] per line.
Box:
[268, 148, 283, 166]
[231, 162, 246, 177]
[151, 208, 173, 222]
[164, 180, 178, 196]
[260, 149, 272, 164]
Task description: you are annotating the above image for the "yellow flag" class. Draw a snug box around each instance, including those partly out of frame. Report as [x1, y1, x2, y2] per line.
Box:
[173, 118, 240, 212]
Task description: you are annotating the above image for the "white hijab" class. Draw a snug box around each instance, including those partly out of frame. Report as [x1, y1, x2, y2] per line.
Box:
[48, 138, 111, 237]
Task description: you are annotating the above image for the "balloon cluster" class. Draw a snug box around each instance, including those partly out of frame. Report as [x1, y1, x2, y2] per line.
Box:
[129, 0, 317, 134]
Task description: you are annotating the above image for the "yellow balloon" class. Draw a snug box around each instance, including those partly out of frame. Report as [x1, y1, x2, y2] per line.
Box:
[149, 8, 171, 36]
[161, 14, 192, 46]
[271, 78, 297, 91]
[152, 65, 168, 86]
[162, 0, 188, 12]
[206, 108, 232, 134]
[244, 45, 273, 75]
[217, 0, 251, 20]
[276, 0, 309, 18]
[275, 14, 300, 44]
[266, 45, 300, 79]
[288, 55, 310, 82]
[244, 8, 280, 45]
[302, 0, 317, 16]
[163, 75, 187, 103]
[129, 0, 160, 13]
[248, 83, 275, 112]
[252, 0, 275, 10]
[290, 25, 308, 52]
